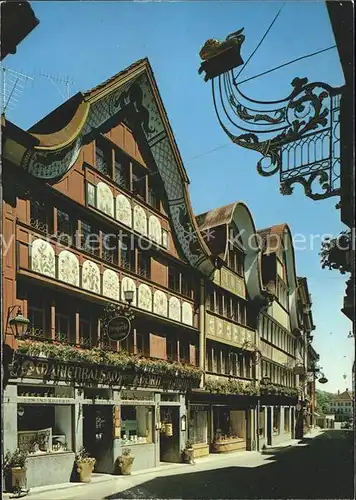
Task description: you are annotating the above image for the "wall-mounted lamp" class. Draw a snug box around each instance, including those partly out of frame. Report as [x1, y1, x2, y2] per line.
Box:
[123, 289, 134, 307]
[7, 306, 30, 337]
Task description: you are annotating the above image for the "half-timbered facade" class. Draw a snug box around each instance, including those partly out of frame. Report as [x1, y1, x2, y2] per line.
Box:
[2, 59, 215, 486]
[2, 57, 319, 487]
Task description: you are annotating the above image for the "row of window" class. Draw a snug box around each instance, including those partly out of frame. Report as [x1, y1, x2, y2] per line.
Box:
[261, 360, 295, 387]
[96, 140, 162, 211]
[27, 298, 196, 363]
[259, 314, 296, 356]
[206, 344, 253, 379]
[30, 202, 193, 298]
[330, 402, 353, 407]
[207, 287, 251, 327]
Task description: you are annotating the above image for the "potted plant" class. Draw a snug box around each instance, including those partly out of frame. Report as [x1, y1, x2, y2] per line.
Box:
[75, 447, 96, 483]
[4, 449, 29, 494]
[117, 448, 135, 475]
[183, 440, 195, 464]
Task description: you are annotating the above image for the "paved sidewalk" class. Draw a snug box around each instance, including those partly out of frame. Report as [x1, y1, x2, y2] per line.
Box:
[2, 430, 324, 500]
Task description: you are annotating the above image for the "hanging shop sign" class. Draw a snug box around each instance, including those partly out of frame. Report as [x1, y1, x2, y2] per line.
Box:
[107, 316, 131, 342]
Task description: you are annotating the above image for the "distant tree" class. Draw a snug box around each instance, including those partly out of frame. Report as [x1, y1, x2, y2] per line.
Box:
[316, 389, 333, 414]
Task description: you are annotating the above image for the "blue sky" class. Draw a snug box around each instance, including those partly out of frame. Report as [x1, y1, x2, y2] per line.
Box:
[3, 1, 353, 393]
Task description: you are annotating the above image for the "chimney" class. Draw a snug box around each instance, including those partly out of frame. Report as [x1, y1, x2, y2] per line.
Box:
[338, 390, 340, 395]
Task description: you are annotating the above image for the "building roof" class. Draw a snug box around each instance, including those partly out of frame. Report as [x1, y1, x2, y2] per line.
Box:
[257, 224, 287, 255]
[196, 203, 238, 231]
[331, 389, 353, 401]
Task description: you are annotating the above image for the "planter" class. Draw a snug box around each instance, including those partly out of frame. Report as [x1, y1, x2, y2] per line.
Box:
[76, 461, 95, 483]
[11, 467, 27, 491]
[211, 438, 245, 453]
[117, 455, 135, 475]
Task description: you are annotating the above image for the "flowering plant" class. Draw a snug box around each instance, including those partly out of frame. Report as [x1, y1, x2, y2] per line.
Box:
[205, 378, 258, 396]
[75, 447, 96, 465]
[16, 339, 202, 385]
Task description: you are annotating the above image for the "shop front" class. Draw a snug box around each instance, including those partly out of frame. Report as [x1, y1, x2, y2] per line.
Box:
[258, 396, 296, 448]
[188, 391, 257, 457]
[4, 350, 194, 488]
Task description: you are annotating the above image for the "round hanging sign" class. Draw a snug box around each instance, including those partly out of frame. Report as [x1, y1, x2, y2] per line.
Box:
[107, 316, 131, 342]
[318, 377, 328, 384]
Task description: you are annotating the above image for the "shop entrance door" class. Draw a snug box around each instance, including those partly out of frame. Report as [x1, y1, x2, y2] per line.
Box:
[266, 407, 272, 445]
[83, 405, 113, 473]
[159, 406, 180, 463]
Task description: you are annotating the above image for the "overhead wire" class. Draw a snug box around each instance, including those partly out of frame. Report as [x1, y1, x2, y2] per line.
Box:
[235, 45, 337, 86]
[233, 0, 287, 82]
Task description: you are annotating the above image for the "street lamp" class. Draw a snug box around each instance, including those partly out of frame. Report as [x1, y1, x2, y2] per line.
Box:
[7, 306, 30, 337]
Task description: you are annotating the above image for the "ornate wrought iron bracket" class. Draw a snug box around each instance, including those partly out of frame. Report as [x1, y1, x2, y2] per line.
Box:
[199, 33, 343, 200]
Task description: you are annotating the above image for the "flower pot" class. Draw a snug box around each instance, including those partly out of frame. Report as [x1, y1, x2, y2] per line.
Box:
[118, 456, 135, 475]
[184, 448, 195, 464]
[11, 467, 27, 491]
[76, 460, 95, 483]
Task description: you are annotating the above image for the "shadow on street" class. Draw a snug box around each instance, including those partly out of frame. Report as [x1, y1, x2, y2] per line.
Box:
[105, 431, 354, 499]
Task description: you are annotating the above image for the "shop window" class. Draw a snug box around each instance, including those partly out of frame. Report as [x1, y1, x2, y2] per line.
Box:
[96, 142, 112, 177]
[137, 250, 151, 279]
[189, 408, 208, 445]
[102, 231, 118, 264]
[168, 267, 180, 293]
[114, 150, 130, 189]
[284, 408, 290, 432]
[230, 410, 246, 440]
[121, 405, 153, 444]
[132, 164, 146, 200]
[273, 407, 280, 435]
[80, 221, 100, 256]
[17, 403, 73, 453]
[259, 408, 265, 437]
[30, 200, 52, 233]
[57, 209, 76, 246]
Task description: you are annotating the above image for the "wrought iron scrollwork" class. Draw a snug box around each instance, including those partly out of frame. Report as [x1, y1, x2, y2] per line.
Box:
[200, 34, 343, 200]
